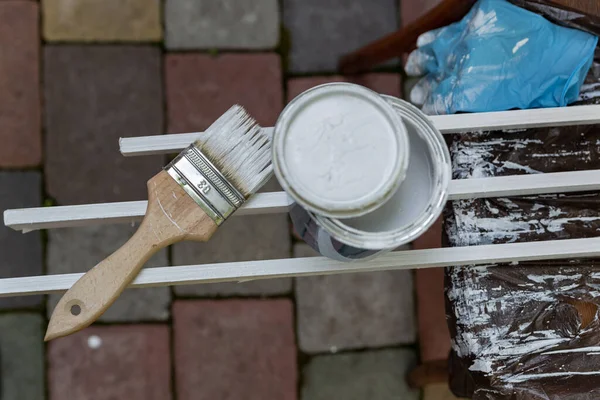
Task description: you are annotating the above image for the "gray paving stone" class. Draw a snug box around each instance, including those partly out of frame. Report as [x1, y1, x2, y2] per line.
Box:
[283, 0, 398, 73]
[301, 349, 419, 400]
[294, 244, 416, 352]
[173, 214, 292, 296]
[44, 45, 164, 205]
[47, 224, 171, 321]
[166, 0, 280, 50]
[0, 172, 43, 310]
[0, 313, 45, 400]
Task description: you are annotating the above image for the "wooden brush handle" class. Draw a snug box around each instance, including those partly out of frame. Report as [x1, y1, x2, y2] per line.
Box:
[45, 171, 218, 341]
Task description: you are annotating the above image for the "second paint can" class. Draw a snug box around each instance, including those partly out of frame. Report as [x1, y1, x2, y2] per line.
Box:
[274, 83, 451, 261]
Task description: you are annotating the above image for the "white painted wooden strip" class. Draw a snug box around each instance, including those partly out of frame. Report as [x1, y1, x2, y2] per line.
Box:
[119, 127, 274, 157]
[6, 170, 600, 232]
[6, 170, 600, 231]
[4, 192, 292, 232]
[447, 169, 600, 200]
[2, 236, 600, 297]
[428, 104, 600, 133]
[119, 105, 600, 156]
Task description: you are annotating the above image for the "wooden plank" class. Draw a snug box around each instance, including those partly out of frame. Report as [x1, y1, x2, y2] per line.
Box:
[447, 169, 600, 200]
[119, 105, 600, 156]
[6, 170, 600, 232]
[119, 127, 274, 157]
[429, 105, 600, 133]
[4, 192, 292, 232]
[2, 236, 600, 297]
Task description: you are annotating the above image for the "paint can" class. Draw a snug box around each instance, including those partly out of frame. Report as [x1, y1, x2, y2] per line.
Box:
[274, 83, 451, 261]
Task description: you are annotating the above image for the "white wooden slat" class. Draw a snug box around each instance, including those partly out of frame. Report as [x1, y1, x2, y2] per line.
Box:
[2, 236, 600, 297]
[119, 105, 600, 156]
[4, 192, 292, 232]
[6, 169, 600, 232]
[447, 169, 600, 200]
[428, 104, 600, 133]
[119, 128, 274, 157]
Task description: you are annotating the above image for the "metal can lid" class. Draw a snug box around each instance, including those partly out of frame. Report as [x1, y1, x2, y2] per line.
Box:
[273, 83, 409, 219]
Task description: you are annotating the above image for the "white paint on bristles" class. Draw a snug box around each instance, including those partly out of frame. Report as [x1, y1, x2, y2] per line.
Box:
[201, 105, 272, 197]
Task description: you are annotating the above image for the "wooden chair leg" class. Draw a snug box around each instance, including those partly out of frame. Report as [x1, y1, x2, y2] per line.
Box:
[338, 0, 476, 75]
[550, 0, 600, 18]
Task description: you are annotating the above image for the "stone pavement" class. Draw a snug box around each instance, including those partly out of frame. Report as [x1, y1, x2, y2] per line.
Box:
[0, 0, 453, 399]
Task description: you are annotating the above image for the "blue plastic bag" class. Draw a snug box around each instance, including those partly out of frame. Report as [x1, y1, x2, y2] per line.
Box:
[405, 0, 598, 115]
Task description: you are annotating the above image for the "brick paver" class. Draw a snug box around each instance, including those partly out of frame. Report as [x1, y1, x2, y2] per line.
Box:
[294, 244, 416, 352]
[0, 314, 45, 400]
[283, 0, 398, 73]
[48, 325, 171, 400]
[0, 172, 43, 310]
[43, 0, 161, 41]
[166, 53, 283, 132]
[301, 349, 419, 400]
[173, 299, 297, 400]
[0, 1, 40, 167]
[287, 74, 402, 101]
[166, 0, 279, 49]
[44, 46, 164, 205]
[47, 225, 171, 322]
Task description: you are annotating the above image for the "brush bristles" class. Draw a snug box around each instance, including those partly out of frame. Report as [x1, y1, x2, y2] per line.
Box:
[196, 105, 273, 198]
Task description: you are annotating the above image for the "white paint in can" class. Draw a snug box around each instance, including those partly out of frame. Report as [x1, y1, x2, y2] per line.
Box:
[276, 84, 451, 260]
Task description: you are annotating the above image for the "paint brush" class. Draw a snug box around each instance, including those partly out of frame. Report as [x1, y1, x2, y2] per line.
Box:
[45, 105, 272, 341]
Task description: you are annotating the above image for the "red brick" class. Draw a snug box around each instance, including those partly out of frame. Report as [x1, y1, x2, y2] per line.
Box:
[166, 53, 283, 132]
[287, 73, 402, 102]
[0, 1, 41, 167]
[401, 0, 443, 27]
[173, 299, 297, 400]
[48, 325, 171, 400]
[413, 219, 451, 362]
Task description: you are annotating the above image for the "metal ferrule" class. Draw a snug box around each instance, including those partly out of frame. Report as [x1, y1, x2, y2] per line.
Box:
[165, 145, 245, 225]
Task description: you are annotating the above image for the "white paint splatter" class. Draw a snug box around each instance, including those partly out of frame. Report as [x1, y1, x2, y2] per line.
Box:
[156, 194, 184, 233]
[527, 274, 581, 283]
[543, 346, 600, 355]
[470, 359, 493, 373]
[469, 9, 503, 35]
[503, 370, 600, 383]
[87, 335, 102, 349]
[512, 38, 529, 54]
